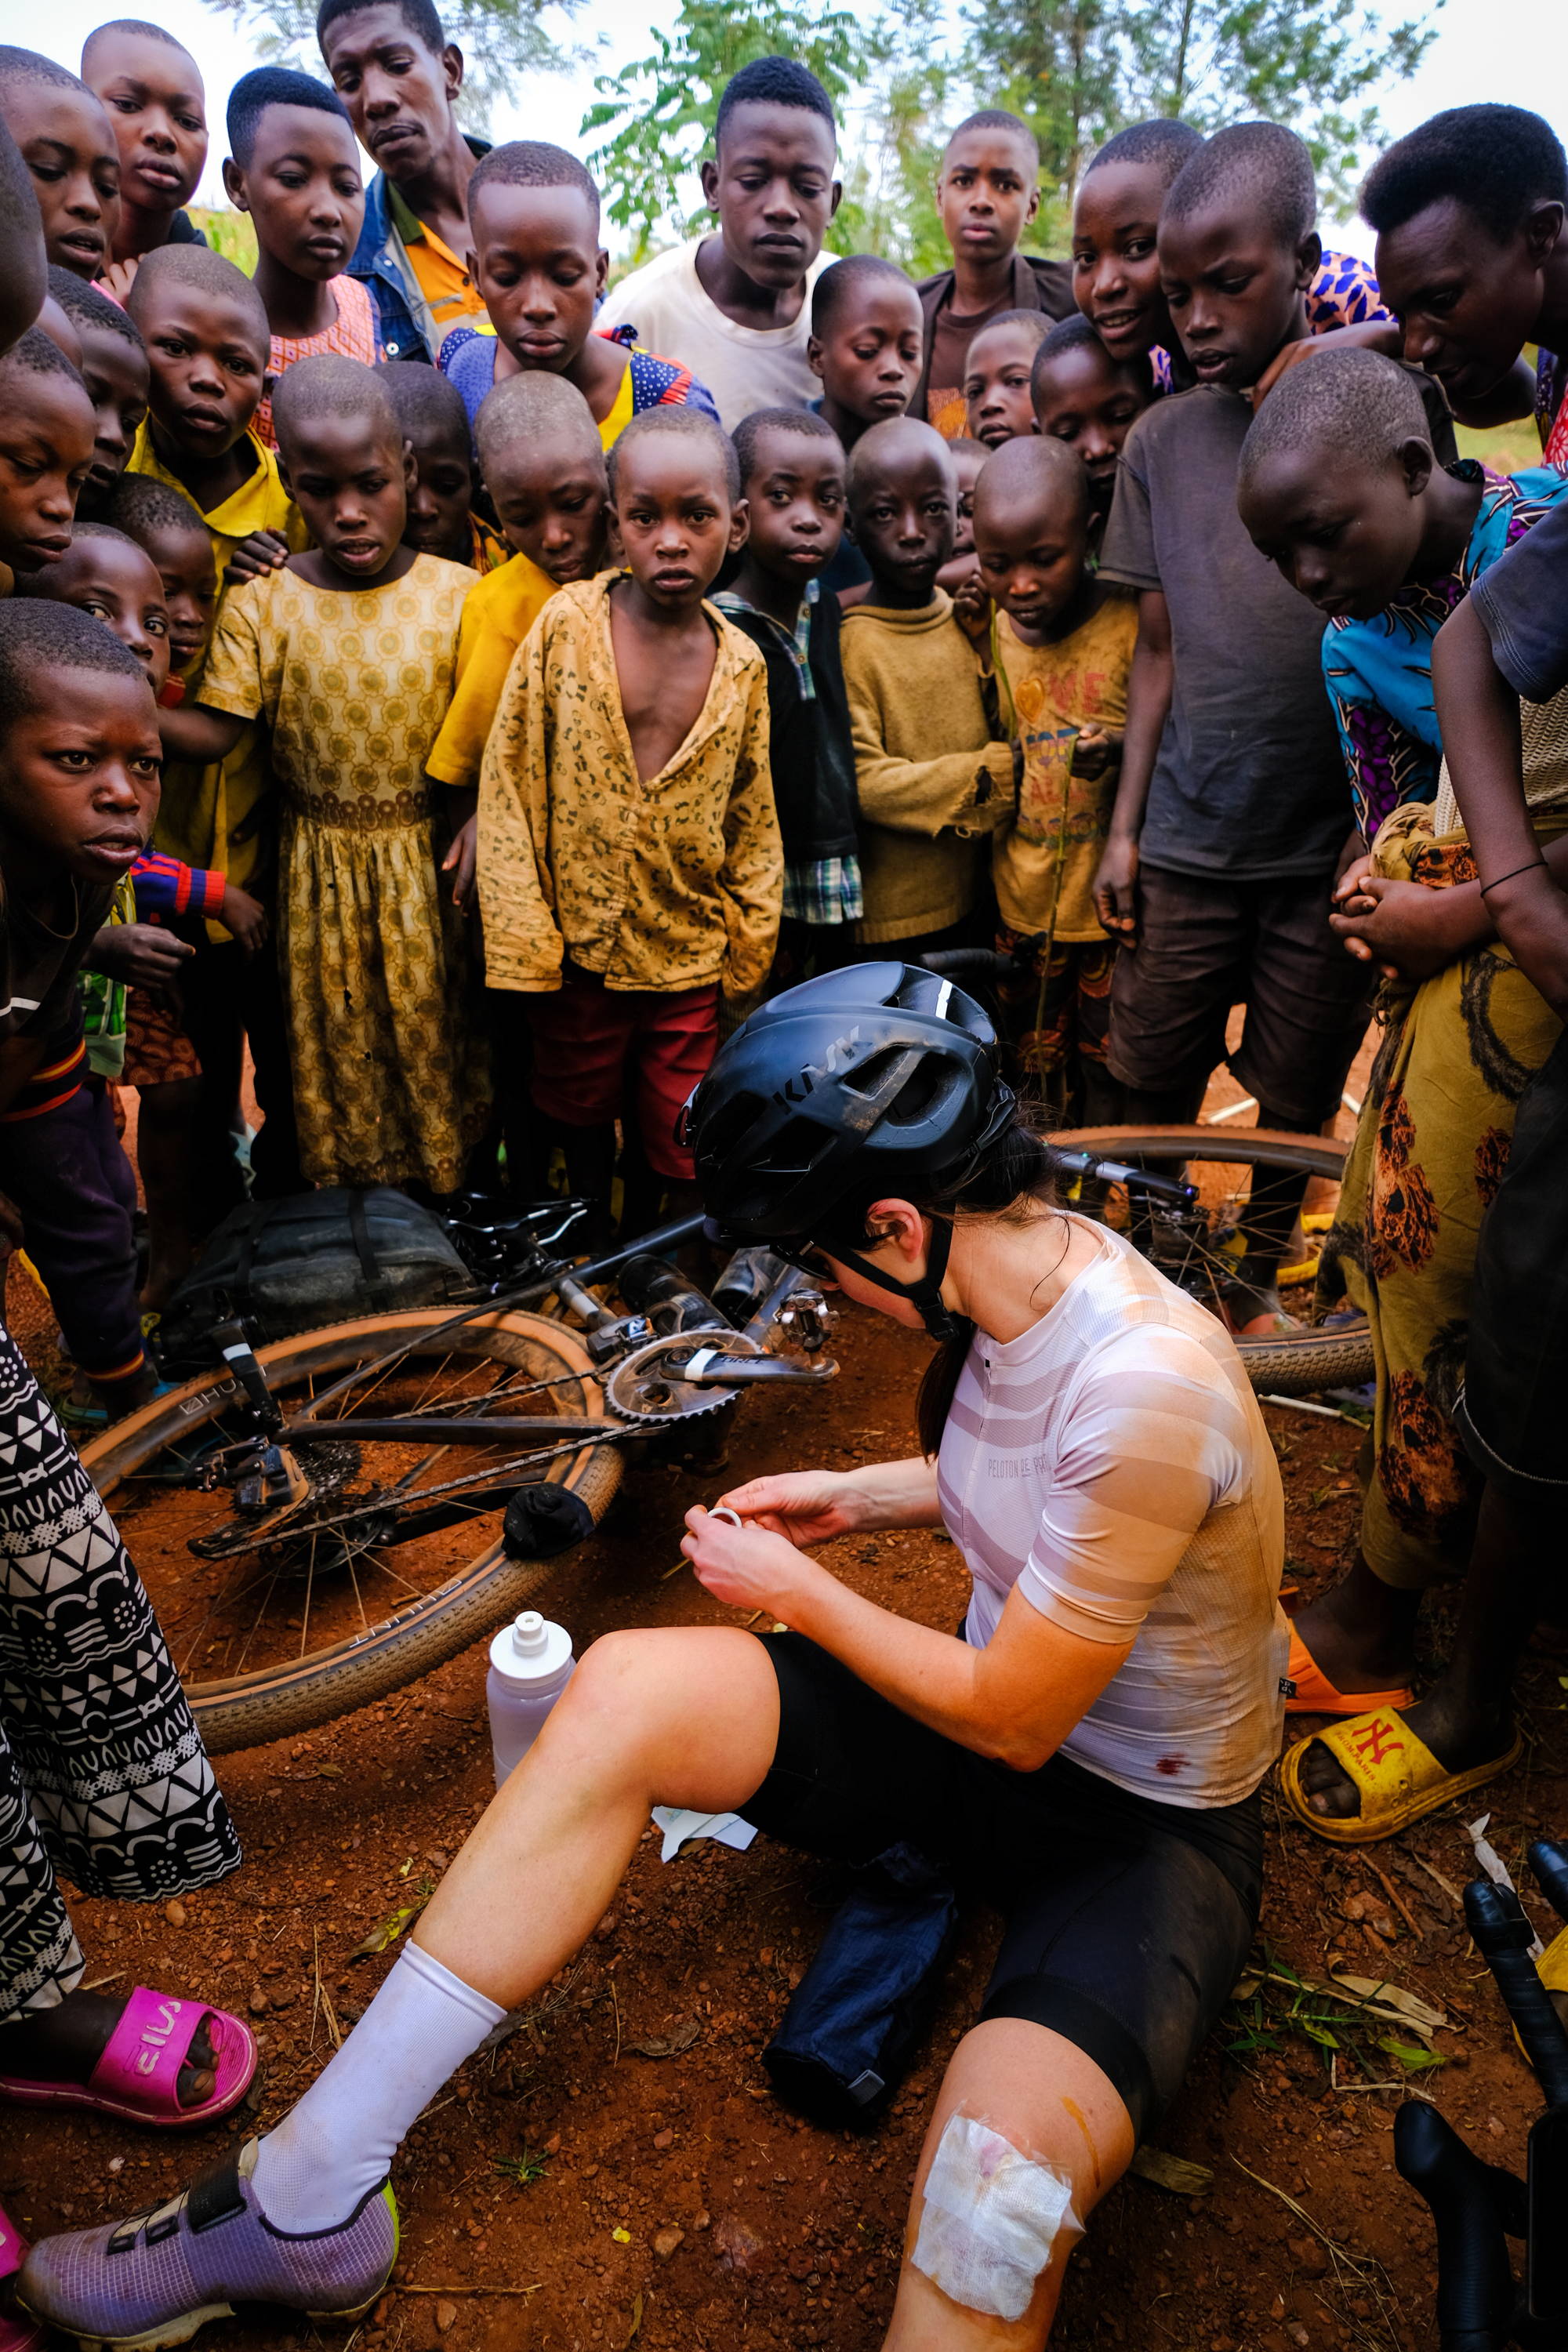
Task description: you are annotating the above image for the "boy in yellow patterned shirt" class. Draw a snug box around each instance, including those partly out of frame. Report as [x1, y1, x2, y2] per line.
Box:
[477, 406, 780, 1223]
[972, 434, 1137, 1120]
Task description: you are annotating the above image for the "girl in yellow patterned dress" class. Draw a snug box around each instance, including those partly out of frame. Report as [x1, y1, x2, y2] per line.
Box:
[159, 355, 488, 1192]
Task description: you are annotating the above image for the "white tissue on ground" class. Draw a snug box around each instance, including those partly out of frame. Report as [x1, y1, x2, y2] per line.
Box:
[651, 1806, 760, 1864]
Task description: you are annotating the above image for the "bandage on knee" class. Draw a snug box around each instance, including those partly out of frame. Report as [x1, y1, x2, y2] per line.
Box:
[911, 2111, 1080, 2323]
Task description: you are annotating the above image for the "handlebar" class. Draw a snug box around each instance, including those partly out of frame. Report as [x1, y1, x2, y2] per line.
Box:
[1396, 1846, 1568, 2350]
[1465, 1882, 1568, 2112]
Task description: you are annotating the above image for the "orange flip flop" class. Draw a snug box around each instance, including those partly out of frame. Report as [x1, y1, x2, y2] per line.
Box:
[1284, 1624, 1414, 1716]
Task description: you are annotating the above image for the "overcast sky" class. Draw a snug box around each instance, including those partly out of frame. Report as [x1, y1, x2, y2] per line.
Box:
[14, 0, 1568, 251]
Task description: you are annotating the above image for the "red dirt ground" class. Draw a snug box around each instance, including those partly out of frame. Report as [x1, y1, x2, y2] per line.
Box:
[6, 1053, 1563, 2352]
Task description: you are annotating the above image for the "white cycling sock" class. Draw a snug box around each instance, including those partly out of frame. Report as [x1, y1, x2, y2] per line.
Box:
[249, 1942, 506, 2233]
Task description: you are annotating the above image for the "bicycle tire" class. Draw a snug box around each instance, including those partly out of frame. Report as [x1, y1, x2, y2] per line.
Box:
[1051, 1123, 1374, 1398]
[82, 1308, 622, 1755]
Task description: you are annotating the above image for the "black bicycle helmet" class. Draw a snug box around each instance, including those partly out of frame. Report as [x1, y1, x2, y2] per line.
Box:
[682, 964, 1015, 1338]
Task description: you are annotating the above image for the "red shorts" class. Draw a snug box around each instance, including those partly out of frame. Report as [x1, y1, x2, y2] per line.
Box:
[524, 964, 718, 1180]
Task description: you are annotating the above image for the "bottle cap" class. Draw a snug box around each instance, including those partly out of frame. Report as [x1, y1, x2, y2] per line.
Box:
[488, 1609, 574, 1684]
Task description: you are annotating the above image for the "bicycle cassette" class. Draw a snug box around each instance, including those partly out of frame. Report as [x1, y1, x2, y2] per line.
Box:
[602, 1330, 764, 1425]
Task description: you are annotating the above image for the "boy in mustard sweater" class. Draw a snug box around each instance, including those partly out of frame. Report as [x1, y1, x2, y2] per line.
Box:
[839, 416, 1014, 955]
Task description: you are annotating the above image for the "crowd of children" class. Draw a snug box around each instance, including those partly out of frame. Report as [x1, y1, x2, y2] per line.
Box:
[2, 5, 1568, 2342]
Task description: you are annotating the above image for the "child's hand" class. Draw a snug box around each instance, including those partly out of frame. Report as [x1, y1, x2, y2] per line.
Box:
[951, 573, 992, 649]
[226, 530, 291, 587]
[443, 815, 478, 914]
[1329, 874, 1471, 981]
[89, 924, 194, 989]
[1332, 851, 1377, 912]
[98, 256, 140, 304]
[220, 884, 269, 956]
[1093, 835, 1140, 938]
[1071, 726, 1123, 782]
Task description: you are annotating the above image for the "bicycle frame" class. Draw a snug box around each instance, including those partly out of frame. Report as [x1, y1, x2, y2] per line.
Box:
[1396, 1842, 1568, 2350]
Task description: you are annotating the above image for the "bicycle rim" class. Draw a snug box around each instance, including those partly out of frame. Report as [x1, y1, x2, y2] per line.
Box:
[82, 1308, 623, 1754]
[1050, 1123, 1373, 1399]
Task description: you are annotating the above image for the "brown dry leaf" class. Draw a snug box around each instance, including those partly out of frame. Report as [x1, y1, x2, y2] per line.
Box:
[1330, 1972, 1445, 2043]
[1131, 2147, 1213, 2196]
[630, 2017, 701, 2058]
[623, 2291, 644, 2344]
[350, 1900, 426, 1958]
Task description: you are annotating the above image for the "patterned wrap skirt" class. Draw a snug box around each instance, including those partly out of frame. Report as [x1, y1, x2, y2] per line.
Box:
[0, 1321, 241, 2018]
[1317, 807, 1566, 1588]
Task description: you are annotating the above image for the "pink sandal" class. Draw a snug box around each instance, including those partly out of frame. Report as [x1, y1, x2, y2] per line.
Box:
[0, 2200, 43, 2352]
[0, 1986, 257, 2129]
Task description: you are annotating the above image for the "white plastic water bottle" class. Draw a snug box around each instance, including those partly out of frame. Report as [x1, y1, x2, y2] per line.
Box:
[486, 1610, 575, 1789]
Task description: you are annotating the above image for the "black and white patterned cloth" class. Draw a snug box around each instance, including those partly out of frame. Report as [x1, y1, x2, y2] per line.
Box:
[0, 1323, 241, 2018]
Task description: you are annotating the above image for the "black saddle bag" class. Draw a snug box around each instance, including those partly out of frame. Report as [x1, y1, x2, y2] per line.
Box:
[156, 1187, 473, 1373]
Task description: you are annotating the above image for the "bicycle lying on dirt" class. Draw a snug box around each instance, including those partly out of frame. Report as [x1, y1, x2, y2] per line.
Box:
[82, 952, 1374, 1756]
[82, 1210, 835, 1755]
[1397, 1842, 1568, 2349]
[920, 942, 1376, 1400]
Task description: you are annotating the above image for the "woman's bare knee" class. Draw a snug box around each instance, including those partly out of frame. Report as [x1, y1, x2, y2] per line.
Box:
[535, 1624, 781, 1809]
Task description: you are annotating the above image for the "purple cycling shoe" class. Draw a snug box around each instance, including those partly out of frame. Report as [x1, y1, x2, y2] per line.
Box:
[16, 2140, 396, 2350]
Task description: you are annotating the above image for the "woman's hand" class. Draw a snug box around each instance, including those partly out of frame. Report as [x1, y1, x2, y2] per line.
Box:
[710, 1469, 874, 1548]
[1329, 873, 1475, 980]
[681, 1506, 817, 1614]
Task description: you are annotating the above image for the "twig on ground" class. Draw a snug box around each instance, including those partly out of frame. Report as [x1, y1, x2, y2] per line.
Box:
[396, 2282, 543, 2297]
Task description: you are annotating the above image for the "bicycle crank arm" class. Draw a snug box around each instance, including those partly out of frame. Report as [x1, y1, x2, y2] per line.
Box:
[278, 1414, 619, 1446]
[676, 1348, 838, 1387]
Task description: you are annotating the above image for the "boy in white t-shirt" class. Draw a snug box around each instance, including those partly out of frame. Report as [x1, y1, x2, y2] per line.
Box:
[604, 55, 841, 430]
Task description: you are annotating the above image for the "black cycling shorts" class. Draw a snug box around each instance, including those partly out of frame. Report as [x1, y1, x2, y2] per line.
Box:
[739, 1632, 1263, 2140]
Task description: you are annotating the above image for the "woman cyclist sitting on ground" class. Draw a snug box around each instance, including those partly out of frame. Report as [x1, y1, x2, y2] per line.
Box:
[20, 964, 1288, 2352]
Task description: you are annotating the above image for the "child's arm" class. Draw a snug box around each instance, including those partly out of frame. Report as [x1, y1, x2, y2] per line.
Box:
[1435, 591, 1568, 1016]
[843, 647, 1013, 841]
[715, 668, 783, 1001]
[160, 702, 249, 765]
[84, 924, 193, 989]
[1093, 589, 1170, 939]
[474, 627, 566, 991]
[438, 785, 478, 915]
[125, 851, 270, 960]
[167, 581, 270, 769]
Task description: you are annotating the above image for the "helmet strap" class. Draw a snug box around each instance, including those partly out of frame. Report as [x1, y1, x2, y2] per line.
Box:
[831, 1214, 962, 1342]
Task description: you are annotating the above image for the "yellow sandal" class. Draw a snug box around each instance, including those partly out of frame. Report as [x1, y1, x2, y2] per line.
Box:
[1279, 1707, 1522, 1846]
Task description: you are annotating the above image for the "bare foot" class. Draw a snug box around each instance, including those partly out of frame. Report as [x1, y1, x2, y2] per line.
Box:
[1297, 1689, 1514, 1821]
[1291, 1557, 1420, 1700]
[0, 1989, 217, 2106]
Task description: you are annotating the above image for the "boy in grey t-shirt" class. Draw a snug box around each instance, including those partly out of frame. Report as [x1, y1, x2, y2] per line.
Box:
[1095, 122, 1371, 1333]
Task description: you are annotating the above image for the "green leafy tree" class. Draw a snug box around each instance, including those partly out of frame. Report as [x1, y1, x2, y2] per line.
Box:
[832, 0, 953, 271]
[960, 0, 1439, 220]
[202, 0, 580, 127]
[582, 0, 880, 264]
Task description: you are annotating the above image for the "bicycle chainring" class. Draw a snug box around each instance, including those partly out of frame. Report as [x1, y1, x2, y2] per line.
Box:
[602, 1330, 764, 1426]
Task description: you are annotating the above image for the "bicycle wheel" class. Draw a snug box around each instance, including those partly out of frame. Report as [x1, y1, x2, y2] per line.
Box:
[1051, 1123, 1374, 1396]
[81, 1308, 623, 1755]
